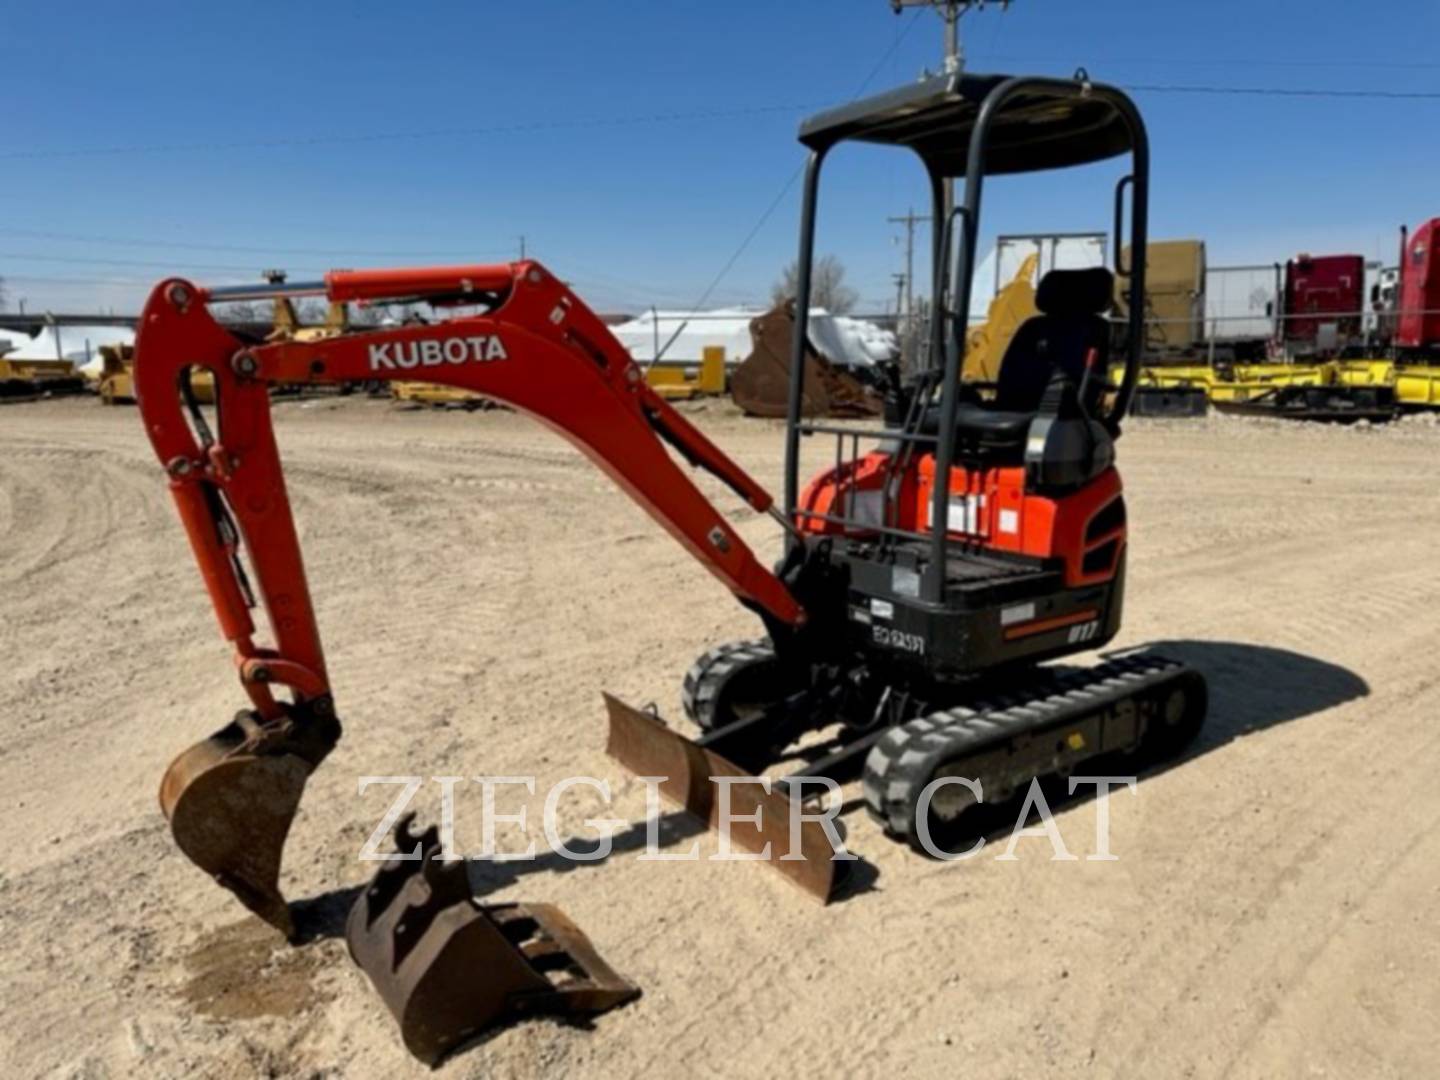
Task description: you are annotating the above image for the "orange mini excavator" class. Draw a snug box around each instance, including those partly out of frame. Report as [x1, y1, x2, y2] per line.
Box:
[136, 74, 1206, 961]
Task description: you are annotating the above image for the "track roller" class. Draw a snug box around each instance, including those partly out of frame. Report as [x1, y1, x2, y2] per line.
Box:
[862, 656, 1207, 852]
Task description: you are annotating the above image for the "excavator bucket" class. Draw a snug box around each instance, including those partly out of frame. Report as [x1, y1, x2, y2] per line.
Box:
[347, 815, 638, 1066]
[159, 705, 341, 941]
[730, 303, 883, 419]
[603, 694, 845, 902]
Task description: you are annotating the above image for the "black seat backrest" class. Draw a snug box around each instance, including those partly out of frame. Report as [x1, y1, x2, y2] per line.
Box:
[994, 267, 1114, 414]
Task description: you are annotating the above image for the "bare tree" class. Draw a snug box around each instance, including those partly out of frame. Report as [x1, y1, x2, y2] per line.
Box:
[771, 254, 860, 314]
[348, 303, 387, 327]
[294, 298, 331, 324]
[210, 300, 264, 325]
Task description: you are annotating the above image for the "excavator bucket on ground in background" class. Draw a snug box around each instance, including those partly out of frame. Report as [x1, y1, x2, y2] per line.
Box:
[347, 815, 638, 1066]
[730, 301, 883, 418]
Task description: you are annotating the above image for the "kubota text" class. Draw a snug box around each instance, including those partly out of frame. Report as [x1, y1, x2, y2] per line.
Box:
[368, 335, 509, 370]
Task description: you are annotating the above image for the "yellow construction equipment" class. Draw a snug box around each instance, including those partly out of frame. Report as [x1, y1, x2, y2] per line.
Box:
[964, 253, 1038, 382]
[0, 355, 88, 401]
[1117, 239, 1206, 353]
[98, 343, 137, 404]
[1393, 368, 1440, 408]
[391, 312, 503, 408]
[395, 339, 730, 407]
[0, 357, 41, 402]
[1137, 359, 1403, 420]
[1335, 359, 1440, 408]
[270, 294, 348, 344]
[1139, 360, 1331, 403]
[391, 380, 493, 407]
[98, 341, 215, 405]
[645, 346, 728, 401]
[97, 288, 344, 406]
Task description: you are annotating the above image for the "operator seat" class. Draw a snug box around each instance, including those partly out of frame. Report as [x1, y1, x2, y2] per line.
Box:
[951, 266, 1115, 451]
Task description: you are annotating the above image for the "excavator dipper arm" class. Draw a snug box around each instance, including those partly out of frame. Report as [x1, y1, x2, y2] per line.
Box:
[133, 261, 808, 936]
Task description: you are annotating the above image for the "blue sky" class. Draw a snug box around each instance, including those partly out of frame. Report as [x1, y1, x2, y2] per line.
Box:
[3, 0, 1437, 314]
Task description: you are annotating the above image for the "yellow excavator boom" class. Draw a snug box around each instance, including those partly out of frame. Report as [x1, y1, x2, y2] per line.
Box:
[963, 253, 1039, 382]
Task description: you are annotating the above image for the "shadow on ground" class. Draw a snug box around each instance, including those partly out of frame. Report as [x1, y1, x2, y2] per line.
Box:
[292, 807, 879, 942]
[917, 639, 1369, 855]
[1134, 639, 1368, 748]
[292, 638, 1365, 933]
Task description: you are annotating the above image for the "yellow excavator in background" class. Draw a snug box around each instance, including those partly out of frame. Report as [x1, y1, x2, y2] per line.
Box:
[963, 253, 1040, 382]
[268, 286, 348, 345]
[96, 342, 151, 405]
[99, 275, 351, 405]
[0, 342, 89, 402]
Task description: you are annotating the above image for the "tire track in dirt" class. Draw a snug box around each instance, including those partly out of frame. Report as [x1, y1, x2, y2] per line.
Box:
[6, 400, 1440, 1079]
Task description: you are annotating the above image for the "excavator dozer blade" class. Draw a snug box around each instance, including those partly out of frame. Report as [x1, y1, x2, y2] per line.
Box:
[347, 815, 639, 1066]
[602, 693, 844, 902]
[159, 705, 340, 941]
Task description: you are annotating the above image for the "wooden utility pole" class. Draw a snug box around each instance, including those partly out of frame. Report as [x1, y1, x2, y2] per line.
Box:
[889, 1, 1014, 76]
[888, 208, 933, 373]
[889, 2, 1013, 225]
[887, 208, 932, 322]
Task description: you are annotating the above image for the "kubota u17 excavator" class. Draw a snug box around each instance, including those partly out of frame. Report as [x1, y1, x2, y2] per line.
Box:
[135, 72, 1206, 1046]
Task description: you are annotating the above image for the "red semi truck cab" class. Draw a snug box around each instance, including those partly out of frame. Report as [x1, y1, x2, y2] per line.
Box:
[1284, 253, 1365, 352]
[1397, 218, 1440, 350]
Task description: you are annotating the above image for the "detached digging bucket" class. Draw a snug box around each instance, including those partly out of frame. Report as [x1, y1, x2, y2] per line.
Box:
[346, 815, 639, 1066]
[161, 705, 340, 941]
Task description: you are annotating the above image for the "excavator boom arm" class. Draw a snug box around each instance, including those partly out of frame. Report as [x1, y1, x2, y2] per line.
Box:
[134, 261, 804, 715]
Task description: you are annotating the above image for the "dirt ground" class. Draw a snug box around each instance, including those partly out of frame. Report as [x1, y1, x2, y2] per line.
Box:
[3, 396, 1438, 1079]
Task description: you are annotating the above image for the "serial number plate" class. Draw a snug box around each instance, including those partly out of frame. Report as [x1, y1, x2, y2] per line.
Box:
[873, 625, 925, 655]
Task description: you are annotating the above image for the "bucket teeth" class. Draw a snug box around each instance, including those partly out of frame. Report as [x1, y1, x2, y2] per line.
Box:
[346, 819, 639, 1065]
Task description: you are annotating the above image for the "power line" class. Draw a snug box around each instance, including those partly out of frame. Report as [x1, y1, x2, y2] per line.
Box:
[0, 226, 507, 259]
[683, 9, 929, 314]
[982, 52, 1440, 72]
[0, 261, 759, 310]
[0, 102, 825, 162]
[891, 2, 1015, 255]
[0, 250, 326, 275]
[0, 273, 159, 287]
[891, 1, 1013, 76]
[1125, 83, 1440, 100]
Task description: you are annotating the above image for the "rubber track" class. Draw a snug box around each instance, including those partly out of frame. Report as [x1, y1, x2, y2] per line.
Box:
[680, 638, 776, 730]
[862, 655, 1191, 841]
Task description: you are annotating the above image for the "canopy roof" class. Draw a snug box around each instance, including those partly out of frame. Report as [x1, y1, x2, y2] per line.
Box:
[798, 72, 1136, 176]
